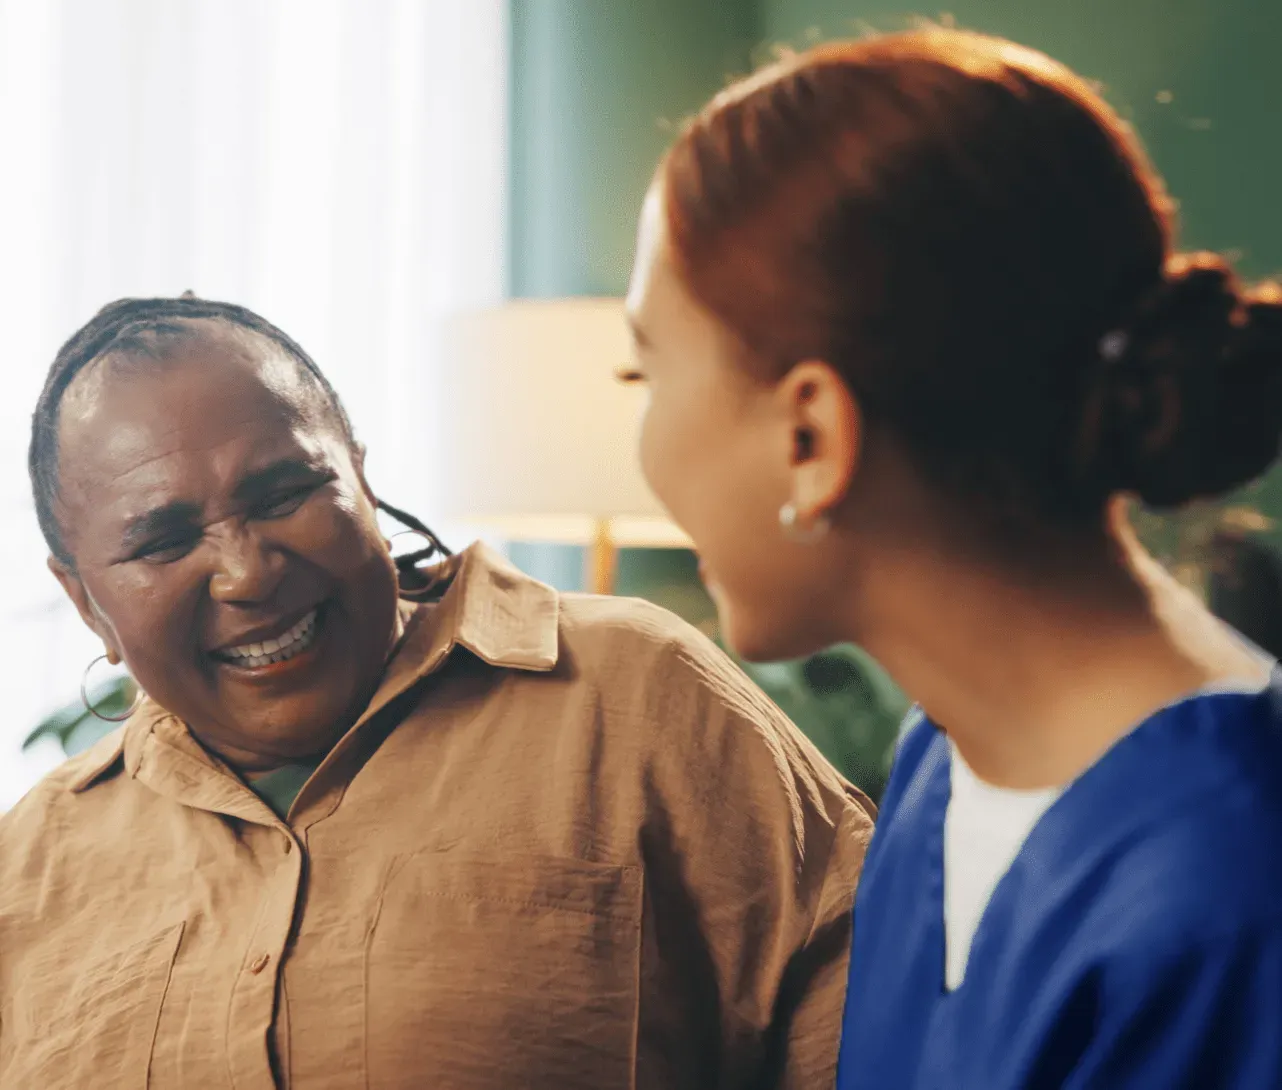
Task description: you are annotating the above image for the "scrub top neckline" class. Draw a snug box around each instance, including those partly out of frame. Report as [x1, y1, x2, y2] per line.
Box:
[928, 674, 1276, 996]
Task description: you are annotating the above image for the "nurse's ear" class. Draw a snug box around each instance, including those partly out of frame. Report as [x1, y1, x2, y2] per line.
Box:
[776, 359, 862, 527]
[47, 556, 125, 664]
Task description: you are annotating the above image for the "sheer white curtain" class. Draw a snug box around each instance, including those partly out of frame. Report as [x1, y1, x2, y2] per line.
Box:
[0, 0, 509, 807]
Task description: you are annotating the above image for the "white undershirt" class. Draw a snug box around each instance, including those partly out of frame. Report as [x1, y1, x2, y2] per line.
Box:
[943, 741, 1062, 990]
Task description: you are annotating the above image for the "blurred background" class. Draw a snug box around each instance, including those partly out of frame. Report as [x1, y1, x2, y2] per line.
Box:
[3, 0, 1281, 808]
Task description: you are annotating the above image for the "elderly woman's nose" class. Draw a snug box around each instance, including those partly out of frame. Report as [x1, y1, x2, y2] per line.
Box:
[208, 526, 287, 604]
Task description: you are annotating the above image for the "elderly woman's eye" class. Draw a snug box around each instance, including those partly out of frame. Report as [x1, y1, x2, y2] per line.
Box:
[256, 486, 315, 520]
[257, 487, 310, 518]
[135, 535, 198, 564]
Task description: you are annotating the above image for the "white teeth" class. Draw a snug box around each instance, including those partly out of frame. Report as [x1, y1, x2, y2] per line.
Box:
[221, 610, 318, 667]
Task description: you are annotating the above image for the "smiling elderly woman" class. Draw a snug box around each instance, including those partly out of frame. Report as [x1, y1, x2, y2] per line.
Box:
[0, 297, 871, 1089]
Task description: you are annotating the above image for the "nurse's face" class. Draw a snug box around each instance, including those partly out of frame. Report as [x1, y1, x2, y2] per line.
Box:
[623, 186, 862, 662]
[49, 328, 402, 772]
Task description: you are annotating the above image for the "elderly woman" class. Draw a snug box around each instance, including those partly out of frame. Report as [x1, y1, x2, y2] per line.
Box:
[0, 296, 871, 1089]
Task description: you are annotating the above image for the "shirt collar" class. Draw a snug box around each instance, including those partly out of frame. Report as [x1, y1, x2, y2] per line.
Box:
[64, 698, 198, 795]
[399, 540, 560, 679]
[65, 726, 129, 793]
[67, 541, 560, 795]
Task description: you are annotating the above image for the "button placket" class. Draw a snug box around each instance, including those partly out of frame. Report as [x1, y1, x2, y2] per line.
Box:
[226, 826, 305, 1090]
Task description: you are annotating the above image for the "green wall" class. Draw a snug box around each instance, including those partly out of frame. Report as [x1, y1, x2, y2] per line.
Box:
[510, 0, 1282, 290]
[508, 0, 757, 299]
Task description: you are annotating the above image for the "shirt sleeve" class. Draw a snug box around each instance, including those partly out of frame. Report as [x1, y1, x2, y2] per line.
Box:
[1062, 925, 1282, 1088]
[634, 632, 875, 1090]
[772, 799, 875, 1090]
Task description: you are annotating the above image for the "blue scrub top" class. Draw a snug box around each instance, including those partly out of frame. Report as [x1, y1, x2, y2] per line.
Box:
[837, 677, 1282, 1089]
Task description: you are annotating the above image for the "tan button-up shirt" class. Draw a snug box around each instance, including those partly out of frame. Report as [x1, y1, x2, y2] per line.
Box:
[0, 544, 873, 1089]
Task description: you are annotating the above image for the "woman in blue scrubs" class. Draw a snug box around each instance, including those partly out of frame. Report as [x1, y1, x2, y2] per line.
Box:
[622, 26, 1282, 1089]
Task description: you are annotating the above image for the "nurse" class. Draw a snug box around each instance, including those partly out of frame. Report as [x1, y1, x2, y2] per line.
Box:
[624, 26, 1282, 1088]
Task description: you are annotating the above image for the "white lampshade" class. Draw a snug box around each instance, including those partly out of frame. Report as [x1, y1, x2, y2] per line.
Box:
[430, 297, 690, 548]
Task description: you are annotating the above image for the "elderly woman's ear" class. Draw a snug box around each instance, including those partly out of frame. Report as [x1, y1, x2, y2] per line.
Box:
[47, 556, 124, 665]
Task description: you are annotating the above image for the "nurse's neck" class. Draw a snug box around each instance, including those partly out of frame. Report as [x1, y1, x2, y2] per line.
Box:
[854, 508, 1270, 791]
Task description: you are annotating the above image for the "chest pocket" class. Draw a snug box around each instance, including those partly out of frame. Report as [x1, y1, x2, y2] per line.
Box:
[1, 921, 184, 1089]
[365, 852, 643, 1090]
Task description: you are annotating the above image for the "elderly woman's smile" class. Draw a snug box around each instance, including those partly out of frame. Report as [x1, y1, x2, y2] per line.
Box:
[48, 324, 401, 771]
[211, 606, 321, 669]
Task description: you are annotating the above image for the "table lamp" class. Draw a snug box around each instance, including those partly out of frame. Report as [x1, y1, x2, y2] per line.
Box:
[431, 297, 690, 593]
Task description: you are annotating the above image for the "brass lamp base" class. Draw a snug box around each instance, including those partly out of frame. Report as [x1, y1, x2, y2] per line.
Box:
[585, 519, 617, 595]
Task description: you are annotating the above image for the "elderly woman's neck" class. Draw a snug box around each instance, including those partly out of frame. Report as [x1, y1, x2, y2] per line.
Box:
[197, 737, 330, 780]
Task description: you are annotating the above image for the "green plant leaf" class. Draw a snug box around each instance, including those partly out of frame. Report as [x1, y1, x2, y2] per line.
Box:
[23, 677, 136, 755]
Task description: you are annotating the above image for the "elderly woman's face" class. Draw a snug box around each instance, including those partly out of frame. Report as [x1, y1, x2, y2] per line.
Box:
[50, 330, 401, 770]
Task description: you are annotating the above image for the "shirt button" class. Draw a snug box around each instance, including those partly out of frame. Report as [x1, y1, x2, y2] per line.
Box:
[249, 954, 271, 975]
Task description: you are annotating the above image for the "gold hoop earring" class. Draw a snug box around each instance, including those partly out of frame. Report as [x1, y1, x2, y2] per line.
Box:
[80, 654, 143, 723]
[387, 529, 450, 600]
[779, 501, 831, 544]
[387, 528, 441, 566]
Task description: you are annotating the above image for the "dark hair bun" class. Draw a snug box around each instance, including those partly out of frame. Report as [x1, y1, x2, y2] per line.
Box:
[1095, 252, 1282, 508]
